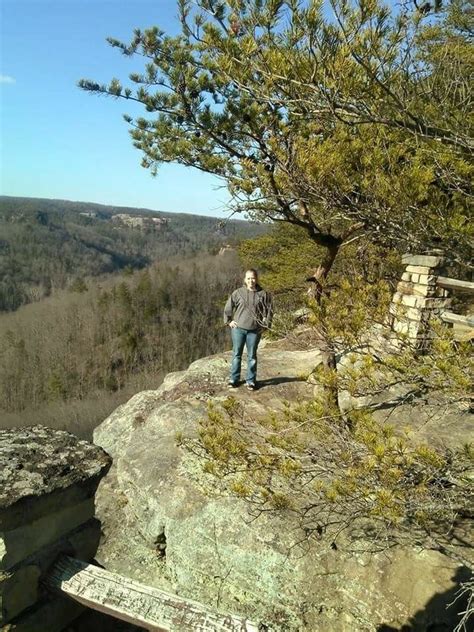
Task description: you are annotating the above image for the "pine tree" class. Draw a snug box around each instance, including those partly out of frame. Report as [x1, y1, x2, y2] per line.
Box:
[79, 0, 472, 276]
[79, 0, 472, 378]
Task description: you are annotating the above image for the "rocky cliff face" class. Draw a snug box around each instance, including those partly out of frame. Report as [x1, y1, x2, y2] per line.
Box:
[93, 339, 470, 631]
[0, 426, 111, 630]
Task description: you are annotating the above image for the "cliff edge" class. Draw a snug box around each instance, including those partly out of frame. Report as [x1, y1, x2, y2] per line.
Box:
[93, 339, 471, 631]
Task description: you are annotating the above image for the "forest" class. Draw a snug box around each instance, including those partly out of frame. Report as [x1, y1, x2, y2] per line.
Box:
[0, 195, 265, 312]
[0, 250, 242, 438]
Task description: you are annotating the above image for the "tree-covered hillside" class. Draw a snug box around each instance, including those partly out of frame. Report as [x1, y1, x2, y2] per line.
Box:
[0, 251, 242, 438]
[0, 196, 266, 312]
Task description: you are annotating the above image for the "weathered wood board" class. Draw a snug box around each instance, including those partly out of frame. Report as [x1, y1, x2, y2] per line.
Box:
[440, 311, 474, 327]
[436, 276, 474, 293]
[43, 556, 260, 632]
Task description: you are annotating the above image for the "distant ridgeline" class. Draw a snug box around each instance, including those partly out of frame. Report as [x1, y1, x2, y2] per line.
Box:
[0, 196, 266, 312]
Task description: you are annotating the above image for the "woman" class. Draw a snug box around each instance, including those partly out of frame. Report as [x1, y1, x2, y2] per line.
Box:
[223, 269, 273, 390]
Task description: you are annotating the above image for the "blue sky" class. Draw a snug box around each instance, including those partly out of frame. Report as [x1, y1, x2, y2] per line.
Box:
[0, 0, 230, 216]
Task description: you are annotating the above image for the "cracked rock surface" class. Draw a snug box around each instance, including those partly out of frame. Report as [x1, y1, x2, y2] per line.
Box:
[93, 340, 470, 631]
[1, 425, 111, 529]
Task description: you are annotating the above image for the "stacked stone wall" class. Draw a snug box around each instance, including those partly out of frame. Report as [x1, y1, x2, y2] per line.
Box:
[390, 254, 450, 349]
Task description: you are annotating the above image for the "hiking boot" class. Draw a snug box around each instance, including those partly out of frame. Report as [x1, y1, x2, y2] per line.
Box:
[228, 381, 239, 389]
[246, 382, 257, 391]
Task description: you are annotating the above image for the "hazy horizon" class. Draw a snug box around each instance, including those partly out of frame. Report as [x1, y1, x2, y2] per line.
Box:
[0, 0, 231, 218]
[0, 193, 249, 222]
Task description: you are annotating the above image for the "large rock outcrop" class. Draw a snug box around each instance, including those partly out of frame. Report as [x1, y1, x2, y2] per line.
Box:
[93, 340, 471, 631]
[0, 426, 111, 630]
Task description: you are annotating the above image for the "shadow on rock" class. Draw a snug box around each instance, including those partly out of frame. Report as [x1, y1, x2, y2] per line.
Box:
[257, 376, 306, 388]
[377, 566, 471, 632]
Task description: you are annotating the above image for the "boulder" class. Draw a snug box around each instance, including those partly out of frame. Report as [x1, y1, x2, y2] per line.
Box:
[0, 426, 111, 629]
[93, 341, 470, 631]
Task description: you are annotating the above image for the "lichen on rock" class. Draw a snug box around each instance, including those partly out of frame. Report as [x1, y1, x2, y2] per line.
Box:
[1, 425, 111, 531]
[93, 342, 471, 631]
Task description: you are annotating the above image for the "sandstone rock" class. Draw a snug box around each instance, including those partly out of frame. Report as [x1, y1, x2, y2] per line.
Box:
[1, 517, 102, 624]
[0, 427, 111, 627]
[405, 265, 433, 274]
[2, 592, 84, 632]
[417, 273, 437, 285]
[0, 565, 41, 624]
[0, 426, 111, 532]
[391, 292, 418, 307]
[392, 319, 422, 337]
[93, 342, 471, 631]
[1, 498, 95, 570]
[401, 255, 445, 268]
[396, 281, 437, 297]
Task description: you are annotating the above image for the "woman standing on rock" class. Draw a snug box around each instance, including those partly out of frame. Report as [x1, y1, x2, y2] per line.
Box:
[224, 269, 273, 390]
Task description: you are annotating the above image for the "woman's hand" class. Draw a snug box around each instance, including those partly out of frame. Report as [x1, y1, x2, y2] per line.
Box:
[229, 321, 238, 328]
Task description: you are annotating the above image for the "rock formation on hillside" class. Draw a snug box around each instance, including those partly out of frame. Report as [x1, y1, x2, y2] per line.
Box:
[111, 214, 169, 230]
[218, 244, 236, 256]
[93, 339, 471, 631]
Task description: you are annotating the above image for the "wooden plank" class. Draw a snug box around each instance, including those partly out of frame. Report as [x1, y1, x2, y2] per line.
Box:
[436, 276, 474, 293]
[439, 311, 474, 327]
[43, 556, 260, 632]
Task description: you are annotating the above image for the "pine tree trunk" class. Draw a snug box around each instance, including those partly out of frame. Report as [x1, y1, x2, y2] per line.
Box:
[308, 242, 341, 410]
[307, 243, 340, 303]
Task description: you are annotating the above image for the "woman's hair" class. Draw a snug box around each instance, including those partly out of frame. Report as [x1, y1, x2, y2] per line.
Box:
[244, 268, 258, 278]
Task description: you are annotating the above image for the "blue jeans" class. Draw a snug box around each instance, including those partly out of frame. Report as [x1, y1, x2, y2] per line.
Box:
[230, 327, 261, 384]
